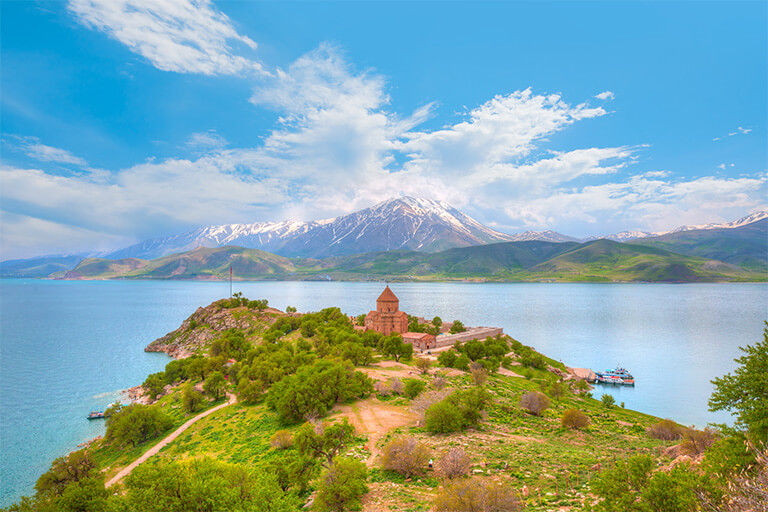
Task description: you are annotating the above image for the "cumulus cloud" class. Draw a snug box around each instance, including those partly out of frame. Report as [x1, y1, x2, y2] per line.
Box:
[3, 43, 766, 259]
[595, 91, 615, 100]
[67, 0, 263, 75]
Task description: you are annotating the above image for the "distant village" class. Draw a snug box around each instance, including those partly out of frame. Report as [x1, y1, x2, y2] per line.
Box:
[355, 285, 503, 351]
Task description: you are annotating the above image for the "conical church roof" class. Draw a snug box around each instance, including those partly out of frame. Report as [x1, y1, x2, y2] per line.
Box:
[377, 285, 398, 303]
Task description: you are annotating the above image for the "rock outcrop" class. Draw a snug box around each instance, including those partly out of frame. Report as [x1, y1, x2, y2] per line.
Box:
[145, 301, 284, 358]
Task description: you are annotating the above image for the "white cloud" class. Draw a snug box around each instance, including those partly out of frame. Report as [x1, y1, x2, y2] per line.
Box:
[718, 164, 726, 170]
[3, 43, 765, 258]
[67, 0, 263, 75]
[186, 130, 227, 151]
[595, 91, 615, 101]
[18, 137, 88, 166]
[737, 126, 752, 134]
[712, 137, 721, 141]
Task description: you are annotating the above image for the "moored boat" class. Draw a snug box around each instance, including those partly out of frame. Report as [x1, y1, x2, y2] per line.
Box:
[594, 366, 635, 386]
[87, 411, 105, 419]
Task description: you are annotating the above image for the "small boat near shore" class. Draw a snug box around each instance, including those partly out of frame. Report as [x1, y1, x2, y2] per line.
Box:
[594, 366, 635, 386]
[87, 411, 105, 420]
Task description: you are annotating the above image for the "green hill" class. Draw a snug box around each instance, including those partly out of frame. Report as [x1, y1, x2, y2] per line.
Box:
[62, 239, 764, 282]
[631, 219, 768, 272]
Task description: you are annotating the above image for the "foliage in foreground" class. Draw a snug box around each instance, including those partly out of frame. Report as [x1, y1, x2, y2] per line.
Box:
[709, 321, 768, 444]
[312, 457, 368, 512]
[104, 403, 174, 448]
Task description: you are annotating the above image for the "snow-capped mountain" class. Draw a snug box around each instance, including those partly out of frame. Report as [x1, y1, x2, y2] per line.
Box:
[598, 211, 768, 242]
[505, 230, 579, 243]
[105, 197, 521, 260]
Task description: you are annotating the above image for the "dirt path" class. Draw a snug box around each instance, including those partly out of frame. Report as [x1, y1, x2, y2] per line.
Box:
[332, 398, 418, 467]
[105, 393, 236, 488]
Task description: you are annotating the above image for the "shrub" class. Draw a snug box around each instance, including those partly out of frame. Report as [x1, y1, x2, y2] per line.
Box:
[411, 389, 452, 415]
[34, 449, 98, 498]
[449, 320, 466, 334]
[415, 358, 432, 374]
[286, 306, 297, 313]
[519, 391, 550, 416]
[389, 377, 404, 395]
[374, 380, 391, 397]
[403, 378, 426, 399]
[270, 430, 294, 450]
[680, 427, 718, 455]
[432, 375, 447, 390]
[470, 367, 488, 386]
[648, 419, 685, 440]
[312, 457, 368, 512]
[437, 350, 458, 368]
[237, 378, 262, 404]
[435, 447, 471, 479]
[425, 400, 464, 433]
[601, 393, 616, 408]
[433, 478, 521, 512]
[546, 380, 567, 400]
[382, 436, 430, 478]
[561, 409, 590, 429]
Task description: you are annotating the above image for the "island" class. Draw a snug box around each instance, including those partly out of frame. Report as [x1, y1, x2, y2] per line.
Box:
[4, 289, 765, 512]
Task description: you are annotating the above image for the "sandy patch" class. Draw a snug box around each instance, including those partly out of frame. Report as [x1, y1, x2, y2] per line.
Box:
[331, 397, 419, 467]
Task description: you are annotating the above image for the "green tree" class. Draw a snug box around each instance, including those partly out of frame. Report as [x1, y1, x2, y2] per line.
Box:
[437, 350, 458, 368]
[295, 419, 356, 467]
[34, 449, 98, 498]
[104, 403, 173, 448]
[57, 477, 109, 512]
[312, 458, 368, 512]
[709, 322, 768, 443]
[449, 320, 466, 334]
[432, 316, 442, 329]
[381, 335, 413, 362]
[182, 382, 205, 413]
[203, 371, 227, 401]
[286, 306, 297, 313]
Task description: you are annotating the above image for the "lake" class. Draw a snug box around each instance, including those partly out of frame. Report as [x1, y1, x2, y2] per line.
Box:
[0, 279, 765, 506]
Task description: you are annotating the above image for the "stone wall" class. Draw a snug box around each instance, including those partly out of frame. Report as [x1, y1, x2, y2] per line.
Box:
[434, 327, 504, 348]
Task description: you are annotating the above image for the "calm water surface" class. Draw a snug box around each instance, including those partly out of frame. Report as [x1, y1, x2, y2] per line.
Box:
[0, 280, 765, 505]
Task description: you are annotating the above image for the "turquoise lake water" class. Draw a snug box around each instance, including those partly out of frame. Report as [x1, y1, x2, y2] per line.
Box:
[0, 279, 766, 506]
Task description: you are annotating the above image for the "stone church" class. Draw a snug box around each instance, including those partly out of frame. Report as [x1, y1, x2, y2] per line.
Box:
[364, 286, 408, 335]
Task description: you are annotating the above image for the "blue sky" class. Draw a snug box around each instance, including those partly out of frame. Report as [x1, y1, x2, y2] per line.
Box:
[1, 0, 766, 260]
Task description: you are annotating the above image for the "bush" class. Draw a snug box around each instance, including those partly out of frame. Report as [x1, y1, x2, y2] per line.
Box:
[34, 449, 98, 498]
[415, 358, 432, 374]
[561, 409, 590, 429]
[270, 430, 294, 450]
[519, 391, 550, 416]
[374, 380, 392, 397]
[382, 436, 431, 478]
[449, 320, 466, 334]
[601, 393, 616, 408]
[312, 457, 368, 512]
[437, 350, 458, 368]
[389, 378, 404, 395]
[680, 427, 718, 455]
[434, 478, 521, 512]
[432, 375, 447, 390]
[425, 400, 464, 433]
[470, 367, 488, 386]
[403, 378, 426, 399]
[435, 447, 471, 479]
[648, 419, 685, 440]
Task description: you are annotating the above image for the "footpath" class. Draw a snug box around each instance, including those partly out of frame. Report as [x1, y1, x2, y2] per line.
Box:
[105, 393, 236, 488]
